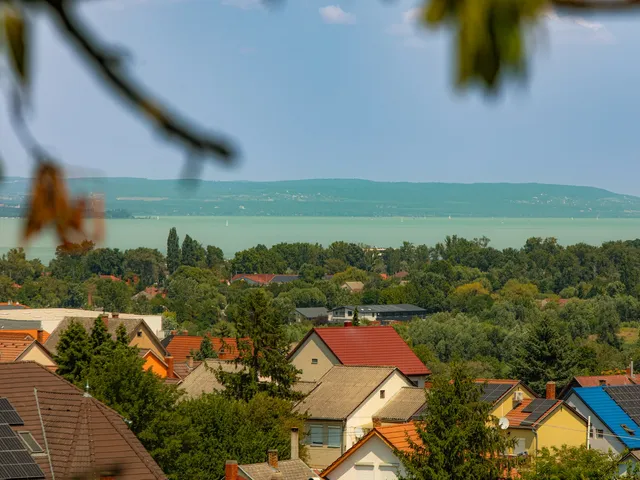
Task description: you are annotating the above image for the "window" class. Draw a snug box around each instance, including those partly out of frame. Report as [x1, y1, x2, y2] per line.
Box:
[347, 311, 353, 316]
[411, 380, 419, 387]
[18, 432, 44, 454]
[589, 428, 594, 438]
[311, 358, 318, 365]
[136, 330, 143, 337]
[514, 438, 526, 455]
[327, 426, 342, 448]
[596, 429, 604, 439]
[309, 425, 323, 446]
[380, 390, 386, 399]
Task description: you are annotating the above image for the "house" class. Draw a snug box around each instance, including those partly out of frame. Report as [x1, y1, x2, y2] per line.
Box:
[478, 379, 537, 419]
[372, 387, 426, 425]
[294, 365, 415, 469]
[231, 274, 301, 286]
[162, 334, 243, 362]
[558, 370, 637, 399]
[502, 384, 587, 456]
[0, 301, 29, 310]
[0, 361, 167, 479]
[340, 282, 364, 293]
[0, 324, 49, 344]
[45, 314, 167, 359]
[179, 359, 251, 398]
[565, 385, 640, 456]
[618, 450, 640, 477]
[0, 308, 164, 339]
[225, 428, 320, 480]
[139, 349, 180, 382]
[0, 332, 56, 371]
[330, 305, 426, 324]
[320, 423, 419, 480]
[295, 307, 329, 323]
[173, 355, 202, 382]
[288, 325, 430, 387]
[132, 286, 167, 301]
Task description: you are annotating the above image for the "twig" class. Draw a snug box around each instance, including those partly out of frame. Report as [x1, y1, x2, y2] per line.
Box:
[42, 0, 238, 163]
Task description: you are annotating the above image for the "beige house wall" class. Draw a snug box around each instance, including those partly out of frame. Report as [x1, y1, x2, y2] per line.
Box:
[19, 344, 56, 369]
[304, 419, 345, 469]
[290, 333, 340, 383]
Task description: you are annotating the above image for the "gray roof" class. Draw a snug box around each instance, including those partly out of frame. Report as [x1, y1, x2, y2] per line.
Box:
[0, 304, 29, 310]
[0, 319, 42, 330]
[44, 316, 148, 355]
[295, 307, 329, 319]
[178, 359, 244, 398]
[373, 387, 426, 422]
[294, 365, 399, 420]
[239, 459, 317, 480]
[332, 304, 426, 313]
[292, 381, 318, 396]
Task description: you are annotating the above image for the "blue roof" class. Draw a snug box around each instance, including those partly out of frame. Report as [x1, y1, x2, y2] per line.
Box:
[572, 387, 640, 449]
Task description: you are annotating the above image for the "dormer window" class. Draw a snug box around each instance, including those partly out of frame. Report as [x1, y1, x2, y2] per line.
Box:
[622, 424, 636, 436]
[137, 330, 143, 337]
[18, 431, 44, 454]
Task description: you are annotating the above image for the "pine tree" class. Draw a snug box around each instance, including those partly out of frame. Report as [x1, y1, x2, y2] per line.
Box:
[181, 234, 197, 267]
[55, 320, 91, 383]
[116, 322, 130, 346]
[398, 364, 515, 480]
[352, 306, 360, 326]
[193, 336, 217, 361]
[90, 316, 111, 350]
[167, 227, 180, 274]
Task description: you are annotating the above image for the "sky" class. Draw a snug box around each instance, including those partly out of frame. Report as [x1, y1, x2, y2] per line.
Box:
[1, 0, 640, 194]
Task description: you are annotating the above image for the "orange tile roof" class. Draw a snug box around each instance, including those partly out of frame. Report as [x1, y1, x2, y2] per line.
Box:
[164, 335, 244, 362]
[0, 337, 33, 362]
[476, 379, 520, 385]
[376, 423, 420, 452]
[574, 374, 636, 387]
[0, 332, 34, 340]
[230, 274, 276, 285]
[505, 399, 561, 428]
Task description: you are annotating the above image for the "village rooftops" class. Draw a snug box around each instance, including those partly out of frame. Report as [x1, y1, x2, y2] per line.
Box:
[162, 334, 244, 362]
[373, 386, 426, 423]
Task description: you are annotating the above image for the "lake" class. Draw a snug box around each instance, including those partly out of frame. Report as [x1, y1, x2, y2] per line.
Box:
[1, 216, 640, 263]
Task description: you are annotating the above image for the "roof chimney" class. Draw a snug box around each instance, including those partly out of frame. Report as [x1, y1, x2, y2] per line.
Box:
[36, 329, 44, 344]
[546, 381, 556, 400]
[100, 313, 109, 328]
[290, 428, 299, 460]
[225, 460, 238, 480]
[186, 355, 194, 369]
[267, 450, 278, 469]
[112, 312, 119, 319]
[165, 355, 175, 379]
[344, 321, 352, 327]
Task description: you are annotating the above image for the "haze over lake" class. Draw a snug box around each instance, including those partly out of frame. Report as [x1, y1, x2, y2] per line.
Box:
[2, 216, 640, 263]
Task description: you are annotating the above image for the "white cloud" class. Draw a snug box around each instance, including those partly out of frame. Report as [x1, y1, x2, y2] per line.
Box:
[319, 5, 356, 25]
[544, 10, 615, 44]
[387, 7, 427, 48]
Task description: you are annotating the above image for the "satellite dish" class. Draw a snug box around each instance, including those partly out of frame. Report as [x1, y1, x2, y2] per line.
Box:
[498, 417, 510, 430]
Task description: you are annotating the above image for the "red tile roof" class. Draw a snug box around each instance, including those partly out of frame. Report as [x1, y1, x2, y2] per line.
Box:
[574, 374, 636, 387]
[231, 274, 276, 285]
[0, 362, 166, 479]
[0, 336, 34, 361]
[164, 335, 244, 362]
[308, 326, 430, 376]
[506, 399, 562, 428]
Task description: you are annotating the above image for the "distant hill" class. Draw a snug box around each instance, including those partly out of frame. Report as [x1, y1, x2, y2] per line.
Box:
[2, 178, 640, 218]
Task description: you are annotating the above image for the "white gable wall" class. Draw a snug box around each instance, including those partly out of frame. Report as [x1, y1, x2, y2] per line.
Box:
[345, 371, 412, 449]
[323, 435, 405, 480]
[565, 392, 626, 455]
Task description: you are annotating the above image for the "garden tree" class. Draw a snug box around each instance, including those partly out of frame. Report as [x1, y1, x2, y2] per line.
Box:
[49, 241, 94, 282]
[193, 336, 217, 361]
[205, 245, 225, 268]
[449, 281, 494, 314]
[277, 287, 327, 308]
[594, 296, 622, 349]
[0, 275, 17, 301]
[230, 244, 286, 274]
[116, 322, 130, 346]
[180, 234, 206, 268]
[167, 228, 181, 274]
[521, 446, 640, 480]
[0, 248, 43, 284]
[124, 248, 166, 287]
[95, 278, 133, 313]
[17, 277, 72, 308]
[327, 241, 366, 270]
[89, 316, 111, 351]
[398, 363, 514, 480]
[167, 266, 227, 329]
[299, 263, 326, 282]
[378, 284, 410, 305]
[54, 320, 92, 383]
[323, 258, 349, 275]
[352, 306, 360, 326]
[139, 392, 305, 480]
[85, 343, 181, 435]
[85, 248, 125, 277]
[406, 271, 451, 313]
[331, 267, 371, 285]
[217, 289, 302, 401]
[511, 313, 576, 395]
[271, 242, 325, 272]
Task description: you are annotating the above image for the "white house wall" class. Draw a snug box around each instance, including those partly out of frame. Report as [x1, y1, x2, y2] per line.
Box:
[565, 393, 626, 455]
[345, 372, 412, 449]
[324, 435, 405, 480]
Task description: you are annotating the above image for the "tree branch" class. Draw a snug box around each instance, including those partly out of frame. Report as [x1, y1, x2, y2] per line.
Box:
[42, 0, 238, 163]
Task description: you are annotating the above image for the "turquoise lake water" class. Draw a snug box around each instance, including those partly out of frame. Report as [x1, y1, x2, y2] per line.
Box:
[1, 216, 640, 263]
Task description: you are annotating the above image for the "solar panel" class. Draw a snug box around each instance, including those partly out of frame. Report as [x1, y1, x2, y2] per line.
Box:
[0, 399, 23, 427]
[605, 385, 640, 427]
[520, 399, 557, 426]
[479, 383, 512, 403]
[0, 423, 45, 480]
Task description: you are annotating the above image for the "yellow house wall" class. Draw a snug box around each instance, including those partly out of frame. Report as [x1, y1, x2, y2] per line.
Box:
[143, 355, 168, 378]
[505, 429, 536, 455]
[290, 333, 340, 383]
[491, 386, 534, 418]
[129, 329, 163, 357]
[536, 406, 587, 451]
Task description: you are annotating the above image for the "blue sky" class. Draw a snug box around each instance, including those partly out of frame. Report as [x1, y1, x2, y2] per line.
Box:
[2, 0, 640, 194]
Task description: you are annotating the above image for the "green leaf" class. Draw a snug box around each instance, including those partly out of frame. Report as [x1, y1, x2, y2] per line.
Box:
[3, 4, 28, 87]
